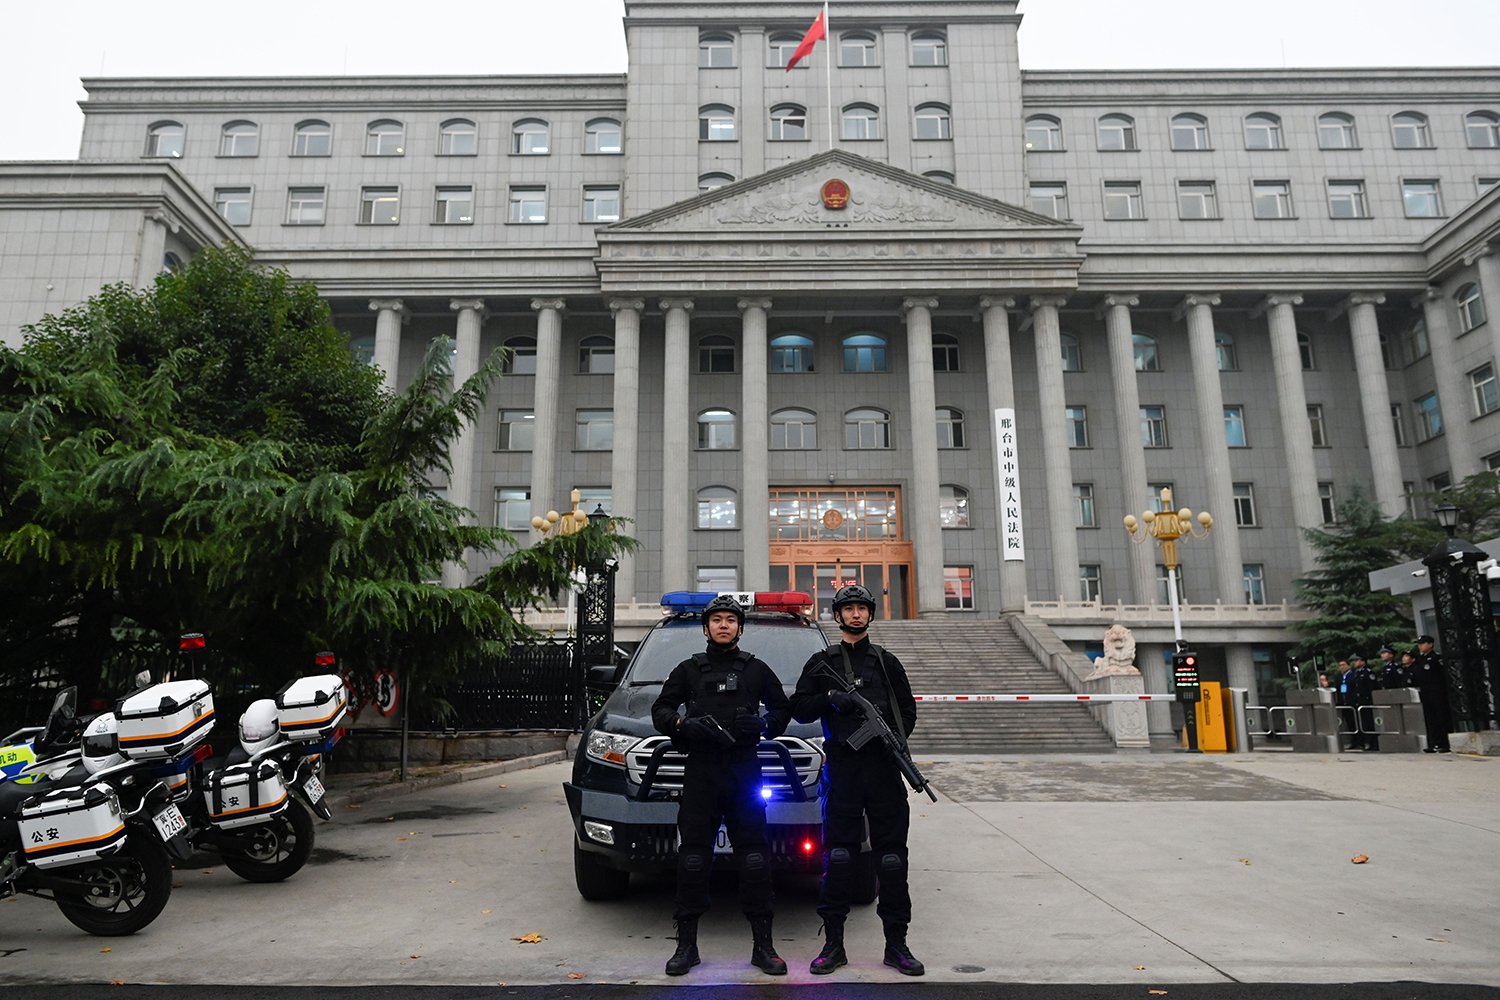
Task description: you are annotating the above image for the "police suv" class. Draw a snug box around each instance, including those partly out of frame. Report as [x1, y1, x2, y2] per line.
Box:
[564, 590, 875, 901]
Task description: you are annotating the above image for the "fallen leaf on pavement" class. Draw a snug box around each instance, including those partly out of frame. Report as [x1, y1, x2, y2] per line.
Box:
[481, 909, 493, 915]
[513, 933, 544, 944]
[396, 836, 409, 842]
[200, 869, 214, 875]
[449, 880, 458, 885]
[1351, 854, 1370, 864]
[499, 784, 508, 788]
[410, 954, 421, 960]
[1238, 858, 1251, 865]
[567, 972, 585, 980]
[1149, 992, 1169, 996]
[346, 803, 362, 809]
[100, 948, 112, 953]
[384, 816, 395, 822]
[111, 981, 126, 986]
[1134, 966, 1145, 970]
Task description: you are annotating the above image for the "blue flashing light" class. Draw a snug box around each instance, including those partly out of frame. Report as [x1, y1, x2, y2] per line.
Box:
[759, 785, 773, 801]
[660, 592, 720, 615]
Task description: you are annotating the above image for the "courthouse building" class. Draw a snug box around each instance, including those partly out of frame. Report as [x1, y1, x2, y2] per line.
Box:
[3, 0, 1500, 704]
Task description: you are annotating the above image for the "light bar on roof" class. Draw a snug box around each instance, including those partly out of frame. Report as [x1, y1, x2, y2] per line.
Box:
[659, 591, 815, 614]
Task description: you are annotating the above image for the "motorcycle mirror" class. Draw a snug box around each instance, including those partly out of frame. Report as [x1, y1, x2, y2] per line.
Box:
[134, 669, 152, 688]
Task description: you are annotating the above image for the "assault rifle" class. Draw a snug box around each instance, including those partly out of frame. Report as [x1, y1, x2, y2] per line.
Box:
[818, 666, 937, 802]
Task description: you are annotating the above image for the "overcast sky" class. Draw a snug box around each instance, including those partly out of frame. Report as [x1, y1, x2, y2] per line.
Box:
[2, 0, 1494, 161]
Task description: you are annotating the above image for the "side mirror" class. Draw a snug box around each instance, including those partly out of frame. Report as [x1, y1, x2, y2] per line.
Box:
[587, 663, 620, 692]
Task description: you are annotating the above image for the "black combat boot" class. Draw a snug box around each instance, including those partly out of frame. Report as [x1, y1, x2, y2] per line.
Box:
[749, 916, 788, 975]
[883, 923, 925, 977]
[665, 917, 700, 976]
[809, 919, 848, 975]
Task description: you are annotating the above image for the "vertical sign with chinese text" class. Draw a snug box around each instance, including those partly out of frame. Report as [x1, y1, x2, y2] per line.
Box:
[994, 408, 1024, 561]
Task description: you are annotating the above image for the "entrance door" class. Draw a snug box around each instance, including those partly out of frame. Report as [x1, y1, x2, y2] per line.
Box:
[767, 487, 914, 620]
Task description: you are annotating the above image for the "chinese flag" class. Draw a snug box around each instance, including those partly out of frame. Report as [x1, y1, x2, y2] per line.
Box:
[785, 9, 826, 71]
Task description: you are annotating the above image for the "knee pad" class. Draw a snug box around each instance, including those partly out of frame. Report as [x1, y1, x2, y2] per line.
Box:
[742, 851, 767, 873]
[879, 852, 906, 875]
[827, 847, 853, 873]
[681, 850, 709, 873]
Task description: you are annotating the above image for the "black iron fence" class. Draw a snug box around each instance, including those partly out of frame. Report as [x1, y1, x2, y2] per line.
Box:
[413, 638, 590, 732]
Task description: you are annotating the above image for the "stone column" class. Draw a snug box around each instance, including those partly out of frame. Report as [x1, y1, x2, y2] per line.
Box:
[1140, 643, 1173, 737]
[1226, 647, 1256, 699]
[739, 298, 772, 591]
[1259, 294, 1322, 571]
[980, 296, 1027, 612]
[659, 298, 694, 593]
[1100, 294, 1155, 603]
[1344, 294, 1404, 517]
[1178, 294, 1243, 604]
[1418, 287, 1478, 481]
[443, 298, 487, 588]
[608, 298, 644, 603]
[368, 298, 406, 392]
[134, 210, 172, 287]
[903, 297, 947, 616]
[1029, 296, 1079, 602]
[1469, 244, 1500, 375]
[529, 298, 566, 528]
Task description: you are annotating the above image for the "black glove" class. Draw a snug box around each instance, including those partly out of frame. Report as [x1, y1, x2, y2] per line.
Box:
[679, 717, 732, 747]
[733, 713, 766, 737]
[827, 690, 861, 715]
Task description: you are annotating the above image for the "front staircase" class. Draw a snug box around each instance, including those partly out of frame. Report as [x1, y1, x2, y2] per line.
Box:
[871, 618, 1115, 754]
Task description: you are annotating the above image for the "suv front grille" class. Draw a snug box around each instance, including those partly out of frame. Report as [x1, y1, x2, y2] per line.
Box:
[625, 735, 823, 799]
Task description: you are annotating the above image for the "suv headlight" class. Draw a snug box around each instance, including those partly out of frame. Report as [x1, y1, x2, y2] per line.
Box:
[586, 730, 641, 765]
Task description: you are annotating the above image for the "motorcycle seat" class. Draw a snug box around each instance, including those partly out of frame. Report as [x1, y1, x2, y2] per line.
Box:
[0, 779, 33, 821]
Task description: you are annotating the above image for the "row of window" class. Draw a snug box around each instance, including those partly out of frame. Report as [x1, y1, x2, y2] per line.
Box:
[487, 331, 952, 375]
[1076, 560, 1273, 606]
[1025, 110, 1500, 153]
[698, 103, 952, 142]
[215, 183, 622, 227]
[145, 117, 622, 160]
[698, 30, 948, 69]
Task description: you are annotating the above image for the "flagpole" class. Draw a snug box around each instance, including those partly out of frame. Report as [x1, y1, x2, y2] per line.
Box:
[824, 2, 833, 150]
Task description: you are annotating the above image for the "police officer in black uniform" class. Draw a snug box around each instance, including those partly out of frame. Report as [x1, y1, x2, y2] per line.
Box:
[789, 584, 924, 978]
[1411, 634, 1453, 752]
[650, 594, 792, 977]
[1377, 645, 1409, 689]
[1344, 653, 1378, 751]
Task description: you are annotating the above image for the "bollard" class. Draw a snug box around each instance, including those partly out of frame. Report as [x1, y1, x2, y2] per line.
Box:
[1373, 688, 1426, 752]
[1288, 687, 1340, 753]
[1227, 688, 1252, 753]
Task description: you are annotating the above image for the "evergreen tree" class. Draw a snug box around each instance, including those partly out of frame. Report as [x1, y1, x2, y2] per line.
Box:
[1390, 470, 1500, 560]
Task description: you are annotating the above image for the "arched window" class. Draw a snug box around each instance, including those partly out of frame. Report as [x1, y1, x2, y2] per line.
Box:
[1215, 331, 1237, 370]
[585, 117, 622, 155]
[1298, 331, 1316, 370]
[292, 120, 331, 157]
[939, 484, 970, 528]
[699, 32, 735, 68]
[1244, 112, 1284, 150]
[910, 31, 947, 66]
[914, 103, 952, 141]
[219, 121, 258, 157]
[578, 335, 614, 374]
[696, 486, 737, 528]
[1457, 283, 1487, 332]
[937, 407, 965, 448]
[923, 170, 955, 184]
[1317, 112, 1357, 149]
[348, 334, 376, 367]
[932, 332, 960, 371]
[365, 119, 404, 156]
[1391, 111, 1432, 149]
[512, 119, 550, 155]
[1025, 114, 1062, 152]
[1133, 333, 1160, 372]
[841, 103, 881, 141]
[503, 335, 537, 375]
[1097, 113, 1137, 151]
[839, 32, 878, 67]
[697, 409, 737, 450]
[1060, 332, 1082, 372]
[699, 105, 736, 142]
[161, 251, 183, 273]
[842, 333, 888, 372]
[698, 334, 735, 373]
[1466, 110, 1500, 149]
[845, 407, 891, 449]
[771, 408, 818, 450]
[439, 119, 477, 156]
[769, 104, 808, 141]
[699, 172, 735, 192]
[145, 121, 185, 158]
[771, 334, 815, 372]
[768, 33, 804, 68]
[1169, 113, 1210, 151]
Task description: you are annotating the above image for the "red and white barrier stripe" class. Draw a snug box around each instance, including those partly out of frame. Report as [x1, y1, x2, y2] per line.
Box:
[913, 693, 1176, 703]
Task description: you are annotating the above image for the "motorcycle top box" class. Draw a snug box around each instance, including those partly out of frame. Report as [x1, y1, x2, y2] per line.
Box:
[203, 760, 289, 829]
[274, 674, 348, 742]
[117, 680, 215, 760]
[18, 784, 126, 869]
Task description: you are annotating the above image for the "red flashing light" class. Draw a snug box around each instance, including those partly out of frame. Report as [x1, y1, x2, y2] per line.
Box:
[314, 651, 337, 667]
[752, 592, 814, 610]
[179, 633, 206, 652]
[801, 839, 816, 854]
[1184, 656, 1197, 667]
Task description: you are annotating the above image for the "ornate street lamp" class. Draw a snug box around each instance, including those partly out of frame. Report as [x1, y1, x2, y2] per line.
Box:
[1421, 502, 1498, 734]
[1123, 486, 1213, 646]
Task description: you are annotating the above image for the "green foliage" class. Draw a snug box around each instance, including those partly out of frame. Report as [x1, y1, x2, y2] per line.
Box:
[1389, 471, 1500, 560]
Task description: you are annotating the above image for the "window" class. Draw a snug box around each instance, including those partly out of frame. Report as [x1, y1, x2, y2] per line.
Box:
[924, 170, 955, 184]
[503, 336, 537, 375]
[497, 410, 534, 451]
[585, 118, 622, 155]
[1170, 113, 1210, 150]
[1244, 113, 1284, 150]
[697, 566, 738, 592]
[1066, 405, 1089, 448]
[840, 32, 878, 67]
[771, 408, 817, 450]
[219, 121, 258, 157]
[1079, 564, 1102, 602]
[699, 173, 735, 192]
[582, 185, 621, 223]
[1391, 111, 1432, 149]
[769, 104, 808, 141]
[1318, 112, 1358, 149]
[932, 333, 960, 372]
[1103, 181, 1144, 220]
[1404, 482, 1419, 518]
[697, 409, 736, 449]
[1429, 472, 1454, 496]
[944, 567, 975, 610]
[1177, 180, 1218, 219]
[1403, 318, 1431, 364]
[1299, 332, 1316, 370]
[359, 186, 400, 225]
[1252, 180, 1294, 219]
[1467, 111, 1500, 148]
[939, 484, 970, 528]
[1140, 405, 1169, 448]
[508, 186, 546, 223]
[349, 334, 375, 366]
[698, 335, 735, 373]
[213, 187, 252, 226]
[1133, 333, 1160, 371]
[699, 105, 736, 141]
[1308, 404, 1328, 447]
[842, 333, 888, 372]
[936, 407, 965, 449]
[1327, 179, 1369, 219]
[699, 33, 735, 68]
[845, 408, 890, 449]
[439, 119, 477, 156]
[365, 120, 404, 156]
[767, 33, 803, 68]
[145, 121, 184, 158]
[1073, 483, 1096, 528]
[1233, 483, 1257, 526]
[1380, 330, 1397, 369]
[910, 32, 947, 66]
[578, 335, 614, 374]
[1243, 564, 1266, 605]
[1472, 364, 1499, 417]
[1402, 179, 1443, 217]
[1391, 402, 1408, 446]
[1414, 392, 1443, 442]
[1457, 283, 1487, 332]
[1319, 483, 1337, 525]
[1060, 333, 1082, 372]
[914, 104, 952, 140]
[771, 334, 815, 373]
[575, 409, 614, 450]
[576, 489, 612, 516]
[1025, 115, 1063, 151]
[1216, 332, 1237, 370]
[697, 487, 737, 529]
[493, 488, 531, 531]
[1029, 181, 1069, 219]
[286, 186, 326, 225]
[512, 119, 549, 155]
[1223, 405, 1247, 446]
[292, 120, 331, 157]
[841, 104, 881, 141]
[1156, 564, 1186, 605]
[435, 186, 474, 224]
[1097, 114, 1137, 151]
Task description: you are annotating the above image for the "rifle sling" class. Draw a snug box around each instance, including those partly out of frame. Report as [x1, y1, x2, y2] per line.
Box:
[838, 643, 909, 752]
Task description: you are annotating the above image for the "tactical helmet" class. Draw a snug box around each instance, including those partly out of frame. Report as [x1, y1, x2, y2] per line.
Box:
[81, 713, 124, 775]
[831, 584, 877, 615]
[238, 699, 281, 755]
[700, 593, 746, 625]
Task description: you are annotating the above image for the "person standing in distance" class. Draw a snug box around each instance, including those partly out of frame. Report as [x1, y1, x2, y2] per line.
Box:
[651, 594, 792, 977]
[1411, 634, 1453, 753]
[1377, 645, 1409, 689]
[789, 584, 924, 977]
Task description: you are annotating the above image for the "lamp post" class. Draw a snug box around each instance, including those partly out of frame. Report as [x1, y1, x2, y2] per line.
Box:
[1421, 502, 1499, 738]
[1123, 486, 1214, 646]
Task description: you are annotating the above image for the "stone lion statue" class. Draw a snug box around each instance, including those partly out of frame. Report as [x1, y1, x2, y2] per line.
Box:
[1086, 623, 1141, 679]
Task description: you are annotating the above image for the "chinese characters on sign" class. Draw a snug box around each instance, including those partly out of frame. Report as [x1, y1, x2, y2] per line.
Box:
[993, 408, 1024, 562]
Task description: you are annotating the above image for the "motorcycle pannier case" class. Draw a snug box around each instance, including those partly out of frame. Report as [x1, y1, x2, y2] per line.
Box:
[275, 675, 348, 742]
[117, 680, 215, 760]
[19, 785, 126, 869]
[203, 760, 288, 829]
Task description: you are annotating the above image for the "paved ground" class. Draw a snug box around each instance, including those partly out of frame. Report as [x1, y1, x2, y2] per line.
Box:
[1, 749, 1496, 995]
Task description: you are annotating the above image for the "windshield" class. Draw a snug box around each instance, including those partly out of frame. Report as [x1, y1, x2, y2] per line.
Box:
[627, 616, 827, 686]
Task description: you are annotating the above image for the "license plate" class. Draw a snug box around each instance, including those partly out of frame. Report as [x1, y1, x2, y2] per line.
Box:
[676, 825, 734, 855]
[152, 804, 187, 841]
[302, 774, 325, 804]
